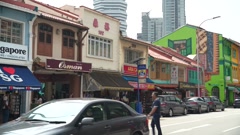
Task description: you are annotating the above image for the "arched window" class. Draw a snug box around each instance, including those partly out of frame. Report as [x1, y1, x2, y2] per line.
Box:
[62, 29, 75, 59]
[37, 23, 53, 56]
[212, 86, 219, 98]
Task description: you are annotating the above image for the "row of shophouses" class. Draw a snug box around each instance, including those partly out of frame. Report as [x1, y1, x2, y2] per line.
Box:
[0, 0, 239, 115]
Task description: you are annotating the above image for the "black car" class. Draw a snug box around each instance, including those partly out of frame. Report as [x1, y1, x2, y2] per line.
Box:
[233, 98, 240, 108]
[158, 95, 188, 117]
[202, 96, 225, 111]
[185, 97, 209, 113]
[0, 98, 149, 135]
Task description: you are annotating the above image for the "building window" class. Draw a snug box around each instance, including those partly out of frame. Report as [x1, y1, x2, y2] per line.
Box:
[161, 64, 166, 73]
[88, 35, 112, 59]
[0, 18, 23, 44]
[124, 49, 143, 64]
[178, 68, 184, 78]
[62, 29, 75, 59]
[232, 49, 236, 58]
[37, 23, 53, 56]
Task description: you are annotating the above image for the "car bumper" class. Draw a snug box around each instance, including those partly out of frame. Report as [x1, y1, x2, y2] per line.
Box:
[187, 105, 198, 111]
[233, 103, 240, 108]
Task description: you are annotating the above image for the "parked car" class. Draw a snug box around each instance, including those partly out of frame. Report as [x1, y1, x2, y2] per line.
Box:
[233, 98, 240, 108]
[202, 96, 225, 111]
[158, 95, 188, 117]
[185, 97, 209, 113]
[0, 98, 149, 135]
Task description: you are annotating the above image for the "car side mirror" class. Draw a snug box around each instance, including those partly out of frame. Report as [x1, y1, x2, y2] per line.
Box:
[79, 117, 94, 127]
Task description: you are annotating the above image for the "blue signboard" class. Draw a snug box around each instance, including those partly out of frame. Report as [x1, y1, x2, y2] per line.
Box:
[138, 64, 146, 79]
[0, 64, 42, 91]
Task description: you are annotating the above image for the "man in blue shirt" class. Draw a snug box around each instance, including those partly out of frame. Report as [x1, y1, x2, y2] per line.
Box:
[147, 92, 162, 135]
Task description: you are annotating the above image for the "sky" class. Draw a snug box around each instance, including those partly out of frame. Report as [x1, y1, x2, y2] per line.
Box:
[38, 0, 240, 42]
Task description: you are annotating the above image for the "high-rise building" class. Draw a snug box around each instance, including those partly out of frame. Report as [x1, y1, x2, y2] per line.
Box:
[162, 0, 186, 36]
[93, 0, 127, 36]
[137, 12, 163, 43]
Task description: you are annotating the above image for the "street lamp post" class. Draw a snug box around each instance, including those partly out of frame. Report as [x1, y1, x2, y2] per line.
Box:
[197, 16, 221, 96]
[131, 57, 145, 113]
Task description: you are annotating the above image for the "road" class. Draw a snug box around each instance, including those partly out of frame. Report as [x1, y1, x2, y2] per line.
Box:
[148, 108, 240, 135]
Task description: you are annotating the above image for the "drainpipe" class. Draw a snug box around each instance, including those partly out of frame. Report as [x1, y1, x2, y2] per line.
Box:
[26, 15, 37, 113]
[77, 29, 88, 98]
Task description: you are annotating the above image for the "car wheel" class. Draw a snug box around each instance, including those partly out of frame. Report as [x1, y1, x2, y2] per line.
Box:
[183, 108, 187, 115]
[206, 106, 210, 113]
[221, 107, 225, 111]
[168, 109, 173, 117]
[198, 106, 202, 114]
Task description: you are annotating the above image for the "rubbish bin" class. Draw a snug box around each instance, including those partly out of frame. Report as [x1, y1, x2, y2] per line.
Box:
[130, 102, 136, 110]
[135, 102, 142, 114]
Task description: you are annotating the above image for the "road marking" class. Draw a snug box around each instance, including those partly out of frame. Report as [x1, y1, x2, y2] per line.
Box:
[161, 120, 202, 127]
[168, 124, 211, 134]
[223, 126, 240, 132]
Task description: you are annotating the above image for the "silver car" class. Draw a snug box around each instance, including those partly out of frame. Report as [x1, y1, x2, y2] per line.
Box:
[0, 98, 149, 135]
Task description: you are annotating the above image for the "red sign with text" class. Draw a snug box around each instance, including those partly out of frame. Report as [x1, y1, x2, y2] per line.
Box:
[123, 65, 148, 76]
[128, 82, 155, 90]
[93, 18, 110, 36]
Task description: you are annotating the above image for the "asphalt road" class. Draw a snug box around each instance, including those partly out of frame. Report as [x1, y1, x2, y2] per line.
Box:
[148, 108, 240, 135]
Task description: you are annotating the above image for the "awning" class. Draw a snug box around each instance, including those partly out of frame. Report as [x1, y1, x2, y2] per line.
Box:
[0, 64, 42, 91]
[89, 71, 134, 91]
[227, 86, 240, 93]
[123, 76, 154, 83]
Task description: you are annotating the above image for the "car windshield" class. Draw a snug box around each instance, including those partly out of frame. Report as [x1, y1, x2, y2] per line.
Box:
[21, 101, 86, 123]
[203, 97, 210, 102]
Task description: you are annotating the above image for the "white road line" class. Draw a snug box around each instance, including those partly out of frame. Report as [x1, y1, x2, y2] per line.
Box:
[168, 124, 211, 134]
[223, 126, 240, 133]
[161, 120, 202, 127]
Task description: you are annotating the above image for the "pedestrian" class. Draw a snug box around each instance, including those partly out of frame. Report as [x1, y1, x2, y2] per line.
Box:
[147, 92, 162, 135]
[2, 92, 10, 123]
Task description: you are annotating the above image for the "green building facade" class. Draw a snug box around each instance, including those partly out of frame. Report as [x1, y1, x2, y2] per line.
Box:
[153, 24, 240, 105]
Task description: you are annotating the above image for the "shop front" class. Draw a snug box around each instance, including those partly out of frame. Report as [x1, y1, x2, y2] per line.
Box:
[178, 82, 204, 98]
[33, 59, 92, 102]
[0, 64, 42, 120]
[226, 85, 240, 105]
[82, 70, 134, 102]
[122, 64, 155, 113]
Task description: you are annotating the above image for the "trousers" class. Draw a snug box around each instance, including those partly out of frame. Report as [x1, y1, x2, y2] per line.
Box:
[151, 116, 162, 135]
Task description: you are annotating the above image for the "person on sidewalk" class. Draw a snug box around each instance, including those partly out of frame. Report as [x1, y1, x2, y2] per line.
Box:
[2, 92, 10, 123]
[147, 92, 162, 135]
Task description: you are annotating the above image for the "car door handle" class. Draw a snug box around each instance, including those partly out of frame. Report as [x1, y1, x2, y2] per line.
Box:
[104, 125, 111, 129]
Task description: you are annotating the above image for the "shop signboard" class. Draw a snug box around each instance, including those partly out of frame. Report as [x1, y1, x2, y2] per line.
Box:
[123, 64, 149, 77]
[0, 43, 28, 60]
[128, 82, 155, 90]
[179, 82, 196, 90]
[46, 59, 92, 72]
[170, 66, 178, 84]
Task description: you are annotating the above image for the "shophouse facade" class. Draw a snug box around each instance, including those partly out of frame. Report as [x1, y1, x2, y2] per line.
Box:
[60, 5, 133, 99]
[120, 36, 154, 113]
[0, 0, 41, 116]
[153, 24, 240, 105]
[148, 45, 205, 100]
[24, 0, 91, 103]
[223, 39, 240, 105]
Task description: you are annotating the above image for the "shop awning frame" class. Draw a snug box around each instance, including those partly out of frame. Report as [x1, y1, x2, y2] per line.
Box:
[89, 71, 134, 91]
[0, 64, 42, 91]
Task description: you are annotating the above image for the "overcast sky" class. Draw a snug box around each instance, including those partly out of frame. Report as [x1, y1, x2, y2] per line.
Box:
[38, 0, 240, 42]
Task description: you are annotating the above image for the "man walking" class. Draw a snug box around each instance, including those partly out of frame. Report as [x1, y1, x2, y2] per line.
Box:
[147, 92, 162, 135]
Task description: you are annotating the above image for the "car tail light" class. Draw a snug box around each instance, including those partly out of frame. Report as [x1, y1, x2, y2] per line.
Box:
[208, 102, 213, 105]
[161, 102, 167, 107]
[190, 102, 198, 105]
[146, 118, 148, 125]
